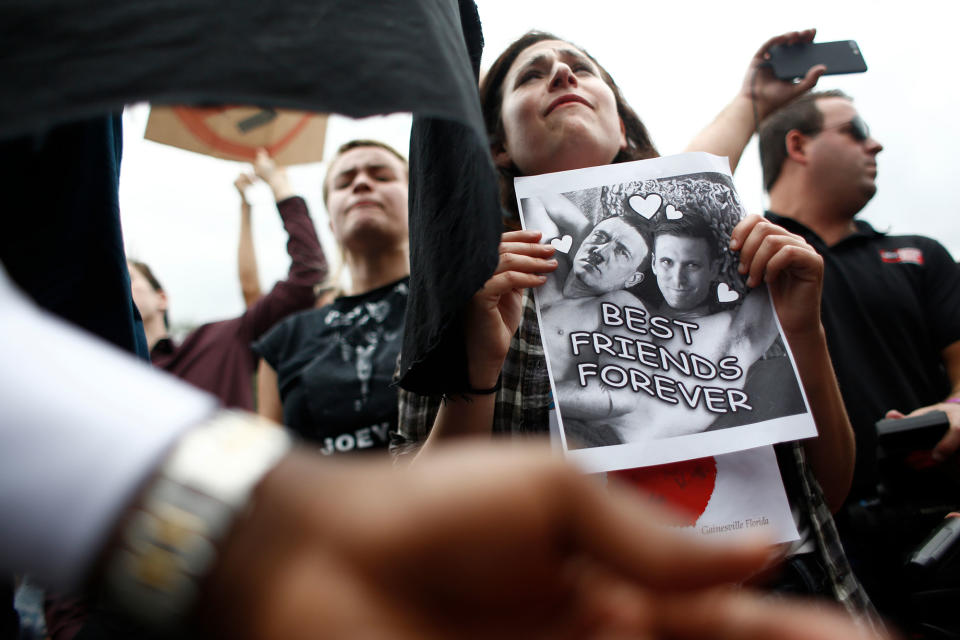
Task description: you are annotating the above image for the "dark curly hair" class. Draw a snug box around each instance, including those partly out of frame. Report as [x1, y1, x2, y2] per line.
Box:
[480, 31, 659, 223]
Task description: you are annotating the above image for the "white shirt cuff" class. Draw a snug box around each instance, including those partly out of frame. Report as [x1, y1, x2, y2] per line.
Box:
[0, 269, 218, 588]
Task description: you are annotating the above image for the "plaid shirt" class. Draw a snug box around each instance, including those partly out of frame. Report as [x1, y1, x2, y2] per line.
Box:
[787, 443, 880, 624]
[391, 292, 880, 624]
[392, 290, 551, 456]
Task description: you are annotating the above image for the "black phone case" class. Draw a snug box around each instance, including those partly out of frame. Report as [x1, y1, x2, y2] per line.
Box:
[767, 40, 867, 80]
[876, 410, 949, 452]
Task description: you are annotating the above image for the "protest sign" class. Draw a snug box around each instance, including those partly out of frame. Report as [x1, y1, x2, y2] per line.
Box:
[145, 106, 328, 165]
[519, 153, 816, 473]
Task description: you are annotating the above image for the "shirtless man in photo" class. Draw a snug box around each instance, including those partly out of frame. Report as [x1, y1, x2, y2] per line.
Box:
[526, 193, 792, 445]
[591, 213, 780, 442]
[521, 192, 654, 384]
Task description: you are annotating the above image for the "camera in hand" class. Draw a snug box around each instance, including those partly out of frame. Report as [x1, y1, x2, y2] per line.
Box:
[874, 410, 957, 500]
[765, 40, 868, 81]
[876, 410, 949, 458]
[870, 412, 960, 637]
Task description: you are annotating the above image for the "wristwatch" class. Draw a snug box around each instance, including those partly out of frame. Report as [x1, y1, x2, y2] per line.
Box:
[105, 410, 292, 627]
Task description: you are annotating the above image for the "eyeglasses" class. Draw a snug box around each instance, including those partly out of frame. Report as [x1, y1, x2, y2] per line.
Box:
[816, 115, 871, 142]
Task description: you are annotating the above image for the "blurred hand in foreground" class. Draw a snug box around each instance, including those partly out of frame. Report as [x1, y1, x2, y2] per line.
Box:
[197, 441, 885, 640]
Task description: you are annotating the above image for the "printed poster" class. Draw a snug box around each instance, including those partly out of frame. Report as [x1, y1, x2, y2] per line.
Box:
[518, 153, 816, 474]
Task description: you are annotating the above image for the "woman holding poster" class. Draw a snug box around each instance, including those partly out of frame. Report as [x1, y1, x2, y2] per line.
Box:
[394, 29, 872, 617]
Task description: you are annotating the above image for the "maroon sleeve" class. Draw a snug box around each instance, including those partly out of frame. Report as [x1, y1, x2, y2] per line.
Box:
[239, 196, 328, 340]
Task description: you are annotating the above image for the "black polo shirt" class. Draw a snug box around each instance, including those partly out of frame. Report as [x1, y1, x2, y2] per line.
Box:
[766, 212, 960, 499]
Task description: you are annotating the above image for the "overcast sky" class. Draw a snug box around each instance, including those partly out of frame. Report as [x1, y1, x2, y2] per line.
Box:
[119, 0, 958, 328]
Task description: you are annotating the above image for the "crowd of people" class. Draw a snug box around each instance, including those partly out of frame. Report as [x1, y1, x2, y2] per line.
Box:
[2, 9, 958, 640]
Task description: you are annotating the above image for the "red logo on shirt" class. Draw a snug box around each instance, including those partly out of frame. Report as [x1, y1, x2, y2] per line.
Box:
[880, 248, 924, 265]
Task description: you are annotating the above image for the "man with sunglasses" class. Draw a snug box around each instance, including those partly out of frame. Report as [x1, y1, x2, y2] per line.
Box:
[759, 89, 960, 623]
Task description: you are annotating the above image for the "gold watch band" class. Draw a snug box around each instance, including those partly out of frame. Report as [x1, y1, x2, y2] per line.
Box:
[105, 411, 291, 627]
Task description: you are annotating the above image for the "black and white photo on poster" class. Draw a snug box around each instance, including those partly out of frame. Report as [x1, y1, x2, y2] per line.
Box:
[516, 153, 816, 473]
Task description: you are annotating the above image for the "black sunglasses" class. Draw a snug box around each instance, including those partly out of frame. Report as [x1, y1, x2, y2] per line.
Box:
[817, 115, 871, 142]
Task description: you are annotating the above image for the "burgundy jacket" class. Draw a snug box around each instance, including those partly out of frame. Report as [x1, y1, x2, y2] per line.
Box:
[151, 196, 326, 410]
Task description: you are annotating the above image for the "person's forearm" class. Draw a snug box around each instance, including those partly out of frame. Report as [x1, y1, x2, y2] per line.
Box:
[785, 325, 855, 512]
[415, 394, 497, 460]
[256, 360, 284, 424]
[684, 95, 757, 173]
[266, 172, 295, 202]
[237, 202, 262, 307]
[230, 199, 328, 349]
[277, 197, 328, 288]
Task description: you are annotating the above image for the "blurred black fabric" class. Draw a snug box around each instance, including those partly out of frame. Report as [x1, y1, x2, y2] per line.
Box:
[0, 0, 502, 393]
[0, 114, 151, 359]
[1, 579, 17, 640]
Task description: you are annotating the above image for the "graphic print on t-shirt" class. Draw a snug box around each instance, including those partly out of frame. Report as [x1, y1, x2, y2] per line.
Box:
[255, 278, 409, 453]
[325, 281, 406, 413]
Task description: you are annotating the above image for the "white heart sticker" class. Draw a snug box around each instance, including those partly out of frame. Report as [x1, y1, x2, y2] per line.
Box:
[627, 193, 662, 219]
[550, 235, 573, 254]
[665, 204, 683, 220]
[717, 283, 740, 303]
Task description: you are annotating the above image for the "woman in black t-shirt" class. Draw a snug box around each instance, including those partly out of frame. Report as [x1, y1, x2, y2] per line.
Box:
[253, 139, 410, 454]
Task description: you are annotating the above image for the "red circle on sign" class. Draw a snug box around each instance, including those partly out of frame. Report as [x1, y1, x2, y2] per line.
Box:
[172, 106, 313, 161]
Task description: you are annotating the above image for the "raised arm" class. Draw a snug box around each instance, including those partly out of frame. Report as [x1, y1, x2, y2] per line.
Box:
[234, 172, 262, 308]
[241, 151, 328, 340]
[731, 215, 854, 511]
[252, 147, 294, 202]
[685, 29, 825, 172]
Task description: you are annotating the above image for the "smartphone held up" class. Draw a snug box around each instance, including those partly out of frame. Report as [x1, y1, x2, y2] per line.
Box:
[766, 40, 867, 81]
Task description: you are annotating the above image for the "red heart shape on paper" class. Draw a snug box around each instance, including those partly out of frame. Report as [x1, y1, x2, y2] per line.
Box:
[609, 457, 717, 526]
